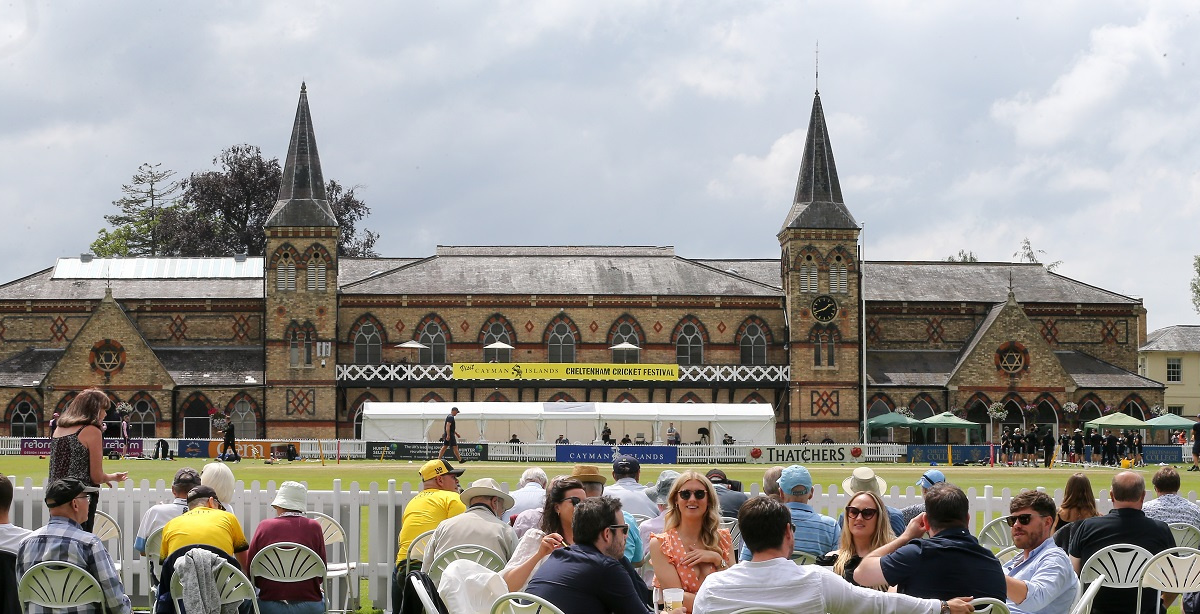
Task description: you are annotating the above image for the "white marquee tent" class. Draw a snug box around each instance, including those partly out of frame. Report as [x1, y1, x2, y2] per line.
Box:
[361, 401, 776, 445]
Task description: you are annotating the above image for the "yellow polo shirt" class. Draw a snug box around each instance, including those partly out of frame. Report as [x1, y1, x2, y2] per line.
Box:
[161, 505, 249, 559]
[396, 488, 465, 563]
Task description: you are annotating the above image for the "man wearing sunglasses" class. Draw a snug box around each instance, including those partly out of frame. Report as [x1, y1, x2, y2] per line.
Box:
[739, 465, 839, 561]
[1000, 491, 1077, 614]
[855, 482, 1006, 602]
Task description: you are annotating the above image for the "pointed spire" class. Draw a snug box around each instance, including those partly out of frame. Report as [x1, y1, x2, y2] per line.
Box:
[265, 83, 338, 228]
[780, 91, 857, 232]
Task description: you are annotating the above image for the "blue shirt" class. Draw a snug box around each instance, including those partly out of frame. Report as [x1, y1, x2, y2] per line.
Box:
[526, 543, 652, 614]
[741, 501, 840, 561]
[1003, 537, 1078, 614]
[622, 510, 644, 564]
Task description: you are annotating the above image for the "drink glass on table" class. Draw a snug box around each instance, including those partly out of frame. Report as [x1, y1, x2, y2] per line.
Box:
[663, 588, 684, 610]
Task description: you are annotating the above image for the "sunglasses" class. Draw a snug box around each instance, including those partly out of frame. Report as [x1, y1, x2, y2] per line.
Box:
[562, 496, 582, 506]
[678, 489, 707, 500]
[1004, 513, 1045, 527]
[845, 506, 878, 520]
[608, 524, 629, 535]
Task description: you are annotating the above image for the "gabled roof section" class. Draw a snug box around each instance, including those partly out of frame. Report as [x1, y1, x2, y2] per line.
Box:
[780, 91, 858, 232]
[154, 346, 264, 386]
[946, 291, 1074, 390]
[338, 257, 423, 286]
[265, 83, 338, 228]
[340, 246, 783, 296]
[949, 302, 1005, 375]
[0, 267, 262, 301]
[863, 262, 1141, 305]
[1056, 351, 1163, 389]
[691, 259, 781, 290]
[1142, 325, 1200, 352]
[866, 350, 958, 387]
[0, 348, 64, 388]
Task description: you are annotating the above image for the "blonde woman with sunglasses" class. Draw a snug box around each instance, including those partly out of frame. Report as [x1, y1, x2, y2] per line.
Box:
[649, 471, 733, 613]
[817, 490, 895, 590]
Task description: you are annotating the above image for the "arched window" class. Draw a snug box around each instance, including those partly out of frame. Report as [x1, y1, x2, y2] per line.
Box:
[286, 321, 316, 368]
[352, 316, 385, 365]
[127, 393, 159, 439]
[737, 317, 771, 366]
[485, 391, 510, 402]
[677, 392, 702, 404]
[743, 392, 767, 404]
[9, 396, 38, 437]
[797, 253, 818, 293]
[545, 317, 577, 364]
[276, 252, 296, 291]
[350, 393, 377, 440]
[608, 316, 643, 364]
[180, 392, 214, 439]
[418, 318, 448, 364]
[226, 394, 258, 440]
[673, 317, 706, 366]
[809, 325, 839, 367]
[304, 244, 331, 292]
[480, 315, 515, 363]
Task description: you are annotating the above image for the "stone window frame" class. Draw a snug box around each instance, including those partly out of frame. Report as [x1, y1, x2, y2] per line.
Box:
[127, 392, 160, 439]
[351, 315, 386, 365]
[544, 315, 579, 364]
[8, 395, 39, 438]
[479, 314, 516, 363]
[737, 316, 772, 366]
[672, 316, 708, 366]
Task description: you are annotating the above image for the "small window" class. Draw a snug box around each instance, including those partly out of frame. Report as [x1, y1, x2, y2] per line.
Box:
[277, 253, 296, 291]
[676, 322, 704, 366]
[548, 322, 576, 363]
[130, 399, 156, 439]
[830, 256, 848, 294]
[307, 258, 327, 291]
[799, 255, 817, 293]
[1169, 406, 1185, 416]
[1167, 358, 1182, 382]
[10, 400, 37, 438]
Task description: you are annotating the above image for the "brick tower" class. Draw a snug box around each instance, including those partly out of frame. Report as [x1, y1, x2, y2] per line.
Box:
[262, 84, 340, 438]
[777, 90, 863, 442]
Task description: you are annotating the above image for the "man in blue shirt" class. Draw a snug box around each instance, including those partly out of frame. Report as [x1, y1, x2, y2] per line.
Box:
[741, 465, 839, 560]
[855, 482, 1006, 601]
[1002, 490, 1077, 614]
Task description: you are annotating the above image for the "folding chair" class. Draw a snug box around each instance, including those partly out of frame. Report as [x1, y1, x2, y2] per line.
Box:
[249, 541, 326, 585]
[1140, 546, 1200, 610]
[169, 559, 260, 614]
[92, 510, 123, 573]
[1070, 574, 1106, 614]
[144, 527, 164, 600]
[490, 591, 567, 614]
[789, 550, 817, 565]
[996, 546, 1022, 565]
[404, 529, 436, 576]
[427, 545, 505, 583]
[18, 561, 107, 613]
[1077, 543, 1153, 613]
[970, 597, 1010, 613]
[1170, 523, 1200, 549]
[309, 511, 357, 612]
[410, 571, 450, 614]
[976, 516, 1014, 552]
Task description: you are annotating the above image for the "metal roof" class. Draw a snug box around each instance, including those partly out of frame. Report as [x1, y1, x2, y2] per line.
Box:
[51, 257, 263, 279]
[1142, 326, 1200, 352]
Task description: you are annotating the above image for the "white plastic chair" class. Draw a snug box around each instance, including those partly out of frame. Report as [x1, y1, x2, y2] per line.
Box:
[411, 572, 447, 613]
[169, 559, 260, 614]
[971, 597, 1010, 613]
[427, 544, 505, 583]
[404, 529, 436, 575]
[309, 511, 357, 612]
[1077, 543, 1153, 613]
[1169, 523, 1200, 549]
[490, 591, 567, 614]
[92, 510, 123, 573]
[977, 516, 1014, 552]
[996, 546, 1022, 565]
[790, 550, 817, 565]
[1141, 546, 1200, 608]
[630, 513, 651, 526]
[249, 541, 326, 584]
[144, 526, 164, 600]
[18, 561, 107, 613]
[1070, 573, 1105, 614]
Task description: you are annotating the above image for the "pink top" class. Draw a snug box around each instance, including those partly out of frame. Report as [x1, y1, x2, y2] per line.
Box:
[652, 528, 733, 593]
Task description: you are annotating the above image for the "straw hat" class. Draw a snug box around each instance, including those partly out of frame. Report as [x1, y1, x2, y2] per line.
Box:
[460, 477, 515, 510]
[841, 466, 887, 496]
[570, 464, 608, 485]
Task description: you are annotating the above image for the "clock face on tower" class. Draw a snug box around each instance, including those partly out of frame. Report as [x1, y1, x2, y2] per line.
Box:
[811, 295, 838, 322]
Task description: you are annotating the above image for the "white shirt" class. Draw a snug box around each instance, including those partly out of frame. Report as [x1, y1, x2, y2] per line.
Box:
[505, 483, 546, 522]
[693, 557, 947, 614]
[0, 522, 33, 553]
[134, 498, 188, 554]
[604, 478, 660, 518]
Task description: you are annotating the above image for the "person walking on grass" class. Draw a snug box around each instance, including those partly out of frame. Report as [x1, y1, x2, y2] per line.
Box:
[438, 407, 463, 462]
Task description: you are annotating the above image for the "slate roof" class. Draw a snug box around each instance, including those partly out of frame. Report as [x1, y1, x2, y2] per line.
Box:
[0, 268, 263, 301]
[866, 350, 959, 387]
[265, 83, 338, 228]
[780, 91, 858, 232]
[1055, 351, 1163, 389]
[0, 348, 64, 387]
[338, 258, 421, 286]
[340, 246, 783, 296]
[863, 262, 1140, 305]
[692, 259, 781, 289]
[1141, 326, 1200, 352]
[153, 347, 264, 386]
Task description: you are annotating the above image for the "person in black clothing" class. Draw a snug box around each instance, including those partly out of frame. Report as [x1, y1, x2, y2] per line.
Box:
[1103, 430, 1118, 466]
[1071, 429, 1085, 463]
[1132, 431, 1143, 467]
[437, 407, 462, 462]
[1000, 428, 1012, 465]
[1089, 429, 1103, 465]
[221, 416, 236, 458]
[1041, 428, 1055, 467]
[1010, 429, 1023, 466]
[1024, 429, 1038, 467]
[1058, 429, 1070, 462]
[1191, 421, 1200, 471]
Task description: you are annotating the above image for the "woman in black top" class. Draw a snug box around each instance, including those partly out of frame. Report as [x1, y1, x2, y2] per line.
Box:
[817, 490, 894, 589]
[48, 388, 129, 531]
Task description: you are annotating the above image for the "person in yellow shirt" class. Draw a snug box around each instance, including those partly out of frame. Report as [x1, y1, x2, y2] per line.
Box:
[392, 459, 466, 609]
[160, 485, 249, 569]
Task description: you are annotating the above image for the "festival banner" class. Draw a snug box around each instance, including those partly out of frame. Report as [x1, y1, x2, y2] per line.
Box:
[21, 438, 142, 456]
[554, 444, 677, 464]
[453, 362, 679, 381]
[366, 441, 489, 462]
[746, 445, 866, 464]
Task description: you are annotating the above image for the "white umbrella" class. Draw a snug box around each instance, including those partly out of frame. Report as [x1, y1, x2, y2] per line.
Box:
[484, 341, 515, 350]
[395, 340, 428, 349]
[609, 342, 640, 350]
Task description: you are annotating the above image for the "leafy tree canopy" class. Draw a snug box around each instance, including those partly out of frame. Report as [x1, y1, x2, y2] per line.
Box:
[93, 145, 379, 258]
[944, 249, 978, 263]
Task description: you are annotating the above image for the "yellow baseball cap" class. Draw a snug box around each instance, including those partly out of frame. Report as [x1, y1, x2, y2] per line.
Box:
[419, 459, 465, 482]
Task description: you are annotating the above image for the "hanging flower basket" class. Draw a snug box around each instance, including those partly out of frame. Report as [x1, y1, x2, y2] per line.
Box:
[895, 406, 914, 418]
[987, 402, 1008, 420]
[1151, 405, 1165, 416]
[114, 401, 132, 416]
[1062, 402, 1079, 414]
[1102, 405, 1115, 415]
[1022, 403, 1038, 415]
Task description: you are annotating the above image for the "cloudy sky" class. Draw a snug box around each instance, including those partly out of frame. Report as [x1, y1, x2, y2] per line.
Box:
[2, 2, 1197, 332]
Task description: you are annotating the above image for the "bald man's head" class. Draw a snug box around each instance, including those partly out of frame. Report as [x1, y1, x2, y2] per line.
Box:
[1110, 471, 1146, 507]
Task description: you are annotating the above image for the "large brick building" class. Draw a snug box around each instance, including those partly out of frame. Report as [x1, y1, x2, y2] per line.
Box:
[0, 86, 1162, 443]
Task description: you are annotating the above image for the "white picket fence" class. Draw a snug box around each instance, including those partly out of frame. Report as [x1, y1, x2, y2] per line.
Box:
[13, 474, 1193, 612]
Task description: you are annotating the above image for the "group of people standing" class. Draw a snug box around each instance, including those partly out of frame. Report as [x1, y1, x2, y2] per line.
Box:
[1000, 425, 1147, 468]
[998, 426, 1058, 467]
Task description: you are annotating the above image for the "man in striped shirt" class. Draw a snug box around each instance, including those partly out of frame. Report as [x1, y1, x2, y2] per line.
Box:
[739, 465, 839, 560]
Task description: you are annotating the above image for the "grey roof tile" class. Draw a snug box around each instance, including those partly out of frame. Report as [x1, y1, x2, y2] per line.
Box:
[1055, 350, 1163, 389]
[338, 258, 421, 286]
[866, 350, 958, 387]
[863, 262, 1139, 305]
[0, 268, 262, 301]
[1141, 326, 1200, 352]
[153, 347, 264, 386]
[0, 348, 63, 387]
[265, 84, 337, 228]
[691, 259, 782, 289]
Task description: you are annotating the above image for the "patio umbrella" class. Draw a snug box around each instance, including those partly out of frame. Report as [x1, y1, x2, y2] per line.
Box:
[395, 340, 428, 349]
[867, 412, 921, 429]
[917, 412, 983, 432]
[1084, 412, 1148, 430]
[483, 341, 515, 350]
[1144, 413, 1194, 432]
[609, 342, 640, 350]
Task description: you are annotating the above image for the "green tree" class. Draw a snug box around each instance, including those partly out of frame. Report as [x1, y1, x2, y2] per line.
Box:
[91, 162, 182, 256]
[1014, 237, 1062, 271]
[944, 249, 978, 262]
[1191, 255, 1200, 315]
